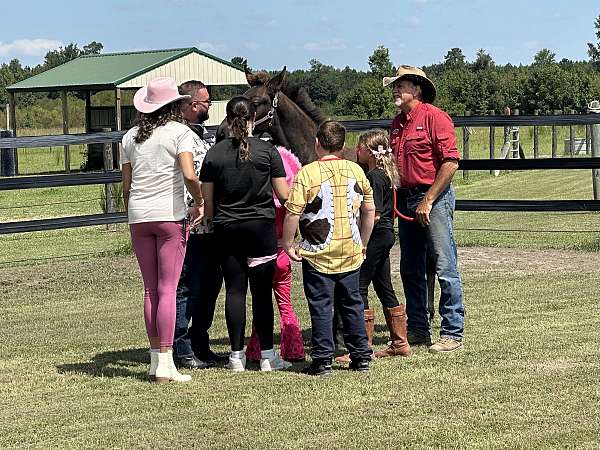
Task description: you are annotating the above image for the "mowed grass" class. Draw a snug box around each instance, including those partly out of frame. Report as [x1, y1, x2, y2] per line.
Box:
[1, 124, 600, 447]
[1, 253, 600, 449]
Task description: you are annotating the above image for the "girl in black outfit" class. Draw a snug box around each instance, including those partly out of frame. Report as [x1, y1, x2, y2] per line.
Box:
[200, 97, 290, 372]
[345, 129, 412, 360]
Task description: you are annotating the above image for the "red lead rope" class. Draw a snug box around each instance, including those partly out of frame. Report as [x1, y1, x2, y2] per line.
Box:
[392, 187, 415, 222]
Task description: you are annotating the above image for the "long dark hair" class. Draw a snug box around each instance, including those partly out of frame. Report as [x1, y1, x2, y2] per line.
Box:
[134, 100, 185, 144]
[226, 96, 256, 161]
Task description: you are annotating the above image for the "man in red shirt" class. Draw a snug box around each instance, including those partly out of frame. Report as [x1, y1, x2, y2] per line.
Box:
[384, 65, 465, 353]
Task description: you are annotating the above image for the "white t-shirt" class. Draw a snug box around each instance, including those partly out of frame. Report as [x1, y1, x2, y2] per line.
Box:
[121, 121, 201, 224]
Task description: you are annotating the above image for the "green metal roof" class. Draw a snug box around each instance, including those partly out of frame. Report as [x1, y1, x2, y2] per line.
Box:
[7, 47, 244, 93]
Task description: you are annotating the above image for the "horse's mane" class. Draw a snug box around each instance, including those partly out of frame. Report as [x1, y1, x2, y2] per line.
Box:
[282, 83, 327, 127]
[247, 70, 327, 126]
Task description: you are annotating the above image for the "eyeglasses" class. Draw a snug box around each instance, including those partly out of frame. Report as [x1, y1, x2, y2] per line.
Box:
[190, 99, 211, 106]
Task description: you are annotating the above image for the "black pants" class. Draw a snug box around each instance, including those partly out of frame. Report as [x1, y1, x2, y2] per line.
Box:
[359, 226, 400, 310]
[215, 220, 277, 352]
[302, 261, 371, 362]
[174, 233, 223, 358]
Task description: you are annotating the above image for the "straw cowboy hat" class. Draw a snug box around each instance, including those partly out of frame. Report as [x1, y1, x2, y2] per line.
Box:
[133, 77, 191, 114]
[383, 65, 437, 104]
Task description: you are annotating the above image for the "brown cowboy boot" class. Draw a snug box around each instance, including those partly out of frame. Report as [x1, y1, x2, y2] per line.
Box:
[335, 309, 374, 363]
[374, 305, 411, 358]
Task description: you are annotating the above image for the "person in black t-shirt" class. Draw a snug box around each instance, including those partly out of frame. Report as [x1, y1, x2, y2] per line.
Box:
[337, 129, 412, 362]
[200, 96, 291, 372]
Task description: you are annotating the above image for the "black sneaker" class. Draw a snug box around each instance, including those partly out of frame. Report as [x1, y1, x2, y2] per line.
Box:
[175, 355, 212, 369]
[301, 359, 333, 376]
[349, 359, 370, 372]
[196, 349, 227, 364]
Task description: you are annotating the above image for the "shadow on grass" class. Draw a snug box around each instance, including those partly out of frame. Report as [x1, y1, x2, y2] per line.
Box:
[57, 347, 150, 381]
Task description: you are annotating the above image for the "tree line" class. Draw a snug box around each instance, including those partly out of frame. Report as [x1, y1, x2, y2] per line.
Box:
[1, 14, 600, 130]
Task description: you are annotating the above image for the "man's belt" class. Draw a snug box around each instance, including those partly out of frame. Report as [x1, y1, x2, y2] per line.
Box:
[395, 185, 431, 198]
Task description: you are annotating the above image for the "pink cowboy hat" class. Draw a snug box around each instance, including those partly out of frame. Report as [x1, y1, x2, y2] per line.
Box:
[133, 77, 191, 114]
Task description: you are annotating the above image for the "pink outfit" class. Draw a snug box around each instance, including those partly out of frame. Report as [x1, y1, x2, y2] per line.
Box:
[246, 147, 305, 361]
[130, 221, 188, 347]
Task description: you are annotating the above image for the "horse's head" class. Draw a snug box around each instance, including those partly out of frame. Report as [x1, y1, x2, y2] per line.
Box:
[215, 67, 287, 142]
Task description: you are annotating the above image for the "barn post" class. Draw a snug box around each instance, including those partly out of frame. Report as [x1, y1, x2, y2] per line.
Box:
[8, 91, 18, 175]
[61, 90, 70, 173]
[114, 87, 122, 168]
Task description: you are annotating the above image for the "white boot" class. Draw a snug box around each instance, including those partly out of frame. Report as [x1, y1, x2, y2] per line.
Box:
[154, 350, 192, 383]
[225, 349, 246, 372]
[260, 349, 292, 372]
[148, 349, 159, 381]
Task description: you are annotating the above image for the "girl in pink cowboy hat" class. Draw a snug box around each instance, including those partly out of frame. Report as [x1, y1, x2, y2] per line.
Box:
[122, 77, 204, 383]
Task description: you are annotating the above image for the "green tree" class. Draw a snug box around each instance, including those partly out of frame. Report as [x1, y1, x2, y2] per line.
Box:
[368, 45, 394, 79]
[472, 48, 494, 71]
[443, 48, 466, 68]
[334, 78, 394, 119]
[587, 14, 600, 64]
[533, 48, 556, 65]
[231, 56, 249, 71]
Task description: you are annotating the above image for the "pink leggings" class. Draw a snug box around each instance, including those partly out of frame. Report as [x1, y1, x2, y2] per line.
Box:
[130, 221, 187, 348]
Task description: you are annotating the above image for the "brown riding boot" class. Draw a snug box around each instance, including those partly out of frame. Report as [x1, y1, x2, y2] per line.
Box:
[335, 308, 375, 363]
[374, 305, 411, 358]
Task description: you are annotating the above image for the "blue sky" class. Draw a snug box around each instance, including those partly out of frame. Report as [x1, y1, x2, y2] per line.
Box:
[1, 0, 598, 71]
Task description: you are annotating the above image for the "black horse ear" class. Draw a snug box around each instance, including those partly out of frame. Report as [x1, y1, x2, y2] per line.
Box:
[266, 67, 287, 95]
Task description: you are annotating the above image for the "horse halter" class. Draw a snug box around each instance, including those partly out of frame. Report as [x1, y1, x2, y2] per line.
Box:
[253, 93, 279, 129]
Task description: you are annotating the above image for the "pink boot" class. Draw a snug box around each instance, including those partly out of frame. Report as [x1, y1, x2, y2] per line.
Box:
[273, 249, 305, 361]
[245, 326, 261, 362]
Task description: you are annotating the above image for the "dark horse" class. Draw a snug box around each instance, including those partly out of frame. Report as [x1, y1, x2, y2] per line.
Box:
[216, 67, 355, 164]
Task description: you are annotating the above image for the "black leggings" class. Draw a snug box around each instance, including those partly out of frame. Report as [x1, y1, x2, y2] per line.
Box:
[216, 220, 277, 352]
[359, 226, 400, 310]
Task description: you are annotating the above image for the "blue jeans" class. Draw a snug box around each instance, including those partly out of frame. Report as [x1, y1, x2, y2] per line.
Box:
[173, 233, 223, 358]
[397, 185, 465, 340]
[302, 261, 371, 362]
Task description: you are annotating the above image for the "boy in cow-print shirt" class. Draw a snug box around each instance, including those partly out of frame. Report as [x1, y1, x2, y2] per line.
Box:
[282, 121, 376, 376]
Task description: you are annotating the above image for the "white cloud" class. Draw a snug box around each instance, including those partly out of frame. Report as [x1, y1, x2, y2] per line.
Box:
[244, 42, 259, 51]
[0, 38, 63, 57]
[303, 39, 347, 51]
[196, 42, 226, 53]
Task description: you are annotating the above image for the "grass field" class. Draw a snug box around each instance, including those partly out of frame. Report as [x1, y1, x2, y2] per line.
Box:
[2, 127, 600, 448]
[1, 246, 600, 449]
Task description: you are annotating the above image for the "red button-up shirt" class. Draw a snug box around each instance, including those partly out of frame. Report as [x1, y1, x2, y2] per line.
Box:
[390, 102, 460, 188]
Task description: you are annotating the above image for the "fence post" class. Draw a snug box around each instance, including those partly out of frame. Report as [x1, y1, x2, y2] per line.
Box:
[102, 127, 116, 214]
[568, 109, 575, 156]
[488, 109, 495, 175]
[462, 110, 470, 181]
[0, 130, 16, 177]
[552, 109, 560, 157]
[533, 110, 540, 159]
[590, 104, 600, 200]
[512, 109, 520, 159]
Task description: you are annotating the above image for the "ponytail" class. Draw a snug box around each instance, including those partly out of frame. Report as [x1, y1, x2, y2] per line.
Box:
[226, 96, 255, 162]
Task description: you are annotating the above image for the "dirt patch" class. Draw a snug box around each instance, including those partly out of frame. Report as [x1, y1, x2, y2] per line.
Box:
[390, 246, 600, 275]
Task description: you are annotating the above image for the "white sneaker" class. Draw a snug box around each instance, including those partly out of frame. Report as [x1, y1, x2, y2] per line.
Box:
[155, 351, 192, 383]
[225, 352, 246, 372]
[260, 352, 292, 372]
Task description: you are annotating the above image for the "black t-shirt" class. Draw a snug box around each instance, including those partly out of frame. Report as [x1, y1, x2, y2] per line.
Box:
[200, 137, 286, 224]
[367, 168, 394, 230]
